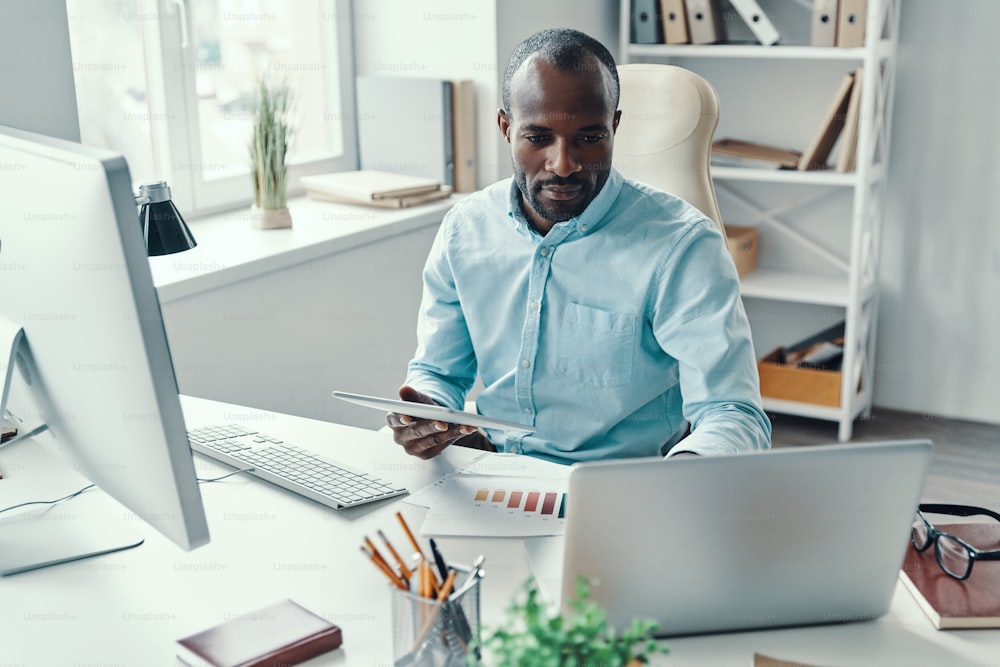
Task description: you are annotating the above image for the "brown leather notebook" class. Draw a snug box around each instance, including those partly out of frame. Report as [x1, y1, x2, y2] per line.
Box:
[176, 599, 342, 666]
[899, 523, 1000, 629]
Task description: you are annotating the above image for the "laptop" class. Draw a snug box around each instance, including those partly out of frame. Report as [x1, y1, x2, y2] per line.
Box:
[542, 440, 932, 637]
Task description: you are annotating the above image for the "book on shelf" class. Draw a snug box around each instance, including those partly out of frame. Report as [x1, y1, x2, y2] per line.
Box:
[835, 66, 864, 173]
[176, 598, 343, 667]
[659, 0, 690, 44]
[728, 0, 780, 46]
[899, 523, 1000, 629]
[797, 70, 856, 171]
[811, 0, 840, 46]
[712, 138, 802, 170]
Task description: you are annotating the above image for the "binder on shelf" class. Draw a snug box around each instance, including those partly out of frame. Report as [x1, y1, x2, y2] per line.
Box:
[683, 0, 726, 44]
[356, 75, 454, 187]
[836, 0, 867, 47]
[659, 0, 690, 44]
[811, 0, 839, 47]
[835, 66, 864, 173]
[631, 0, 663, 44]
[449, 79, 477, 192]
[797, 70, 855, 171]
[729, 0, 780, 46]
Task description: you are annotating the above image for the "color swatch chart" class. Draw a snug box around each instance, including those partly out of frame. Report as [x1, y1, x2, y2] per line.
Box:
[473, 487, 567, 519]
[419, 474, 568, 537]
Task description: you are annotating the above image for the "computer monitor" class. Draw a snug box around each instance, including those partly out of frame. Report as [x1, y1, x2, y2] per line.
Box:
[0, 0, 81, 142]
[0, 124, 209, 575]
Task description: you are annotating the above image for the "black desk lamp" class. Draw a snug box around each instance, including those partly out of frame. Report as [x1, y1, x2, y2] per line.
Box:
[135, 180, 197, 256]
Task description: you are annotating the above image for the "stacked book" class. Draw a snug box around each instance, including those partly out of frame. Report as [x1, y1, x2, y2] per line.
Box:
[300, 170, 452, 210]
[711, 138, 801, 170]
[711, 65, 865, 174]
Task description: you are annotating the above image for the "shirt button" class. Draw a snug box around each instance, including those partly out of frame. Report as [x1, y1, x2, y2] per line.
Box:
[580, 224, 589, 232]
[528, 301, 539, 311]
[523, 408, 532, 415]
[539, 247, 549, 257]
[520, 359, 530, 369]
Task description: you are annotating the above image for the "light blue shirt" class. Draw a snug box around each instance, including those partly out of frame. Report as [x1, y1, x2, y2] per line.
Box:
[405, 168, 771, 463]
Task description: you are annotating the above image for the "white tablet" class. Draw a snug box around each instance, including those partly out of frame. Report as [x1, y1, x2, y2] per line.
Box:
[331, 391, 535, 433]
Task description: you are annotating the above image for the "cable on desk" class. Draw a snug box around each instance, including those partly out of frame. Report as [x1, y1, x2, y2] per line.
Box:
[0, 467, 255, 516]
[0, 483, 95, 515]
[197, 467, 256, 483]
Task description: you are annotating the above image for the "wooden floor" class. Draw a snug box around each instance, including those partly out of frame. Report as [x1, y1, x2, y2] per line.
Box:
[769, 408, 1000, 507]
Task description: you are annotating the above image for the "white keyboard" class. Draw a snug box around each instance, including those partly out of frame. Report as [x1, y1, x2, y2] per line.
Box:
[188, 424, 407, 509]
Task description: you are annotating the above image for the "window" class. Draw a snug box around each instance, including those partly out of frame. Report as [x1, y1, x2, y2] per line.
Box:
[66, 0, 357, 215]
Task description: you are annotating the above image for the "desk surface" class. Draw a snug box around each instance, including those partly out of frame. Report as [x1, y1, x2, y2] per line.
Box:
[1, 396, 998, 666]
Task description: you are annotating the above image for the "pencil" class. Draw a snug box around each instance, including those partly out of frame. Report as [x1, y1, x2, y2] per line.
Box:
[411, 568, 459, 652]
[378, 529, 414, 582]
[360, 545, 407, 590]
[365, 536, 406, 585]
[395, 511, 427, 560]
[396, 511, 439, 588]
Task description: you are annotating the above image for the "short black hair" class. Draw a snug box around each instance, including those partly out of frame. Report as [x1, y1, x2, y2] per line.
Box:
[501, 28, 620, 115]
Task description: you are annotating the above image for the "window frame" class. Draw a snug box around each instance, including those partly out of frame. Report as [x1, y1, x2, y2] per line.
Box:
[152, 0, 358, 216]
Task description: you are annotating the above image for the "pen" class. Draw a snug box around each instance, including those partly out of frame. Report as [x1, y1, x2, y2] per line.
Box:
[428, 537, 449, 582]
[451, 554, 485, 600]
[378, 529, 414, 582]
[360, 545, 407, 590]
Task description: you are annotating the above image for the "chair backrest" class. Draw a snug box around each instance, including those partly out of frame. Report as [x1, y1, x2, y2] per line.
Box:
[613, 64, 724, 231]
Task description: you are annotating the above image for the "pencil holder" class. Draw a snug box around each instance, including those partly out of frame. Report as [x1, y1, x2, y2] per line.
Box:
[390, 565, 483, 667]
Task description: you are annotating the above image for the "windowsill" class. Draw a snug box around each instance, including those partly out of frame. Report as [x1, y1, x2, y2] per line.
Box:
[149, 194, 461, 304]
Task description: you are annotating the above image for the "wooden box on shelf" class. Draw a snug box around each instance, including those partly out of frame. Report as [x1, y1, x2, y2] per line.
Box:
[725, 224, 758, 278]
[757, 347, 842, 407]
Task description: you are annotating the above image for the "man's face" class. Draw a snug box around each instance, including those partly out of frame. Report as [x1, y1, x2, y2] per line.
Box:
[499, 55, 621, 233]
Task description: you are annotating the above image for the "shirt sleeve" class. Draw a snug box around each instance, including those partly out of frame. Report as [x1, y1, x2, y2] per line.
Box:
[403, 213, 478, 410]
[650, 218, 772, 456]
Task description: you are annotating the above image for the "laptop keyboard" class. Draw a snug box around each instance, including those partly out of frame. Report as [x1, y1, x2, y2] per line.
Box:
[188, 424, 407, 509]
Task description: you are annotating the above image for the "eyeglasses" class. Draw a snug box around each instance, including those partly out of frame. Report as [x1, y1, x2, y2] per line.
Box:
[911, 503, 1000, 580]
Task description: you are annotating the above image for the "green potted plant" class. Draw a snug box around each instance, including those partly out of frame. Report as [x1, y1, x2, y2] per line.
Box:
[471, 577, 669, 666]
[249, 77, 292, 229]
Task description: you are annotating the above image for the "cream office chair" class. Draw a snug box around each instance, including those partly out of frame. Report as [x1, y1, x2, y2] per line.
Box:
[613, 64, 725, 231]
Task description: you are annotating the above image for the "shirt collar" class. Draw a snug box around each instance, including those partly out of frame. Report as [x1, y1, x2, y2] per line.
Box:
[506, 167, 624, 238]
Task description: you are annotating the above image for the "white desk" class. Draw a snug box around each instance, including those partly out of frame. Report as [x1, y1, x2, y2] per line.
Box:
[2, 397, 998, 666]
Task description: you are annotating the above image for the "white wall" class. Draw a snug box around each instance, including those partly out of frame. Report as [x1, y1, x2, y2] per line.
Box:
[162, 223, 439, 430]
[352, 0, 619, 187]
[874, 0, 1000, 423]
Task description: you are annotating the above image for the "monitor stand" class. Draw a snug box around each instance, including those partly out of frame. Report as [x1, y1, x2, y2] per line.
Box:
[1, 318, 23, 423]
[0, 320, 144, 576]
[0, 490, 144, 576]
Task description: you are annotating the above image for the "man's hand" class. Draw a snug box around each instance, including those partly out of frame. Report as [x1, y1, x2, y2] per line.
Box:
[387, 385, 495, 459]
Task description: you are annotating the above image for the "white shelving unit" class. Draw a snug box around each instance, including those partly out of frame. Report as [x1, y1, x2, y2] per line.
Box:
[619, 0, 901, 440]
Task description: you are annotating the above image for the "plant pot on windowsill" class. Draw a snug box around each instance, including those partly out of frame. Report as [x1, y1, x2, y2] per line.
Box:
[250, 204, 292, 230]
[249, 77, 293, 230]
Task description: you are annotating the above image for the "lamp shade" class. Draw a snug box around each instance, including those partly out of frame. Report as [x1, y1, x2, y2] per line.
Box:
[137, 181, 197, 256]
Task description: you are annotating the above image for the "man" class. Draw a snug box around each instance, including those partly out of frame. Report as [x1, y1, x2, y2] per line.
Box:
[388, 28, 770, 463]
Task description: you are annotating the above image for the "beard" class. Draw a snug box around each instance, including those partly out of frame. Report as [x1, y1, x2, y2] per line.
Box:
[512, 164, 611, 225]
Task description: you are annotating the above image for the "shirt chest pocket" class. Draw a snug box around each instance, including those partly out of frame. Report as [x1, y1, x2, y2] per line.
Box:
[556, 303, 637, 387]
